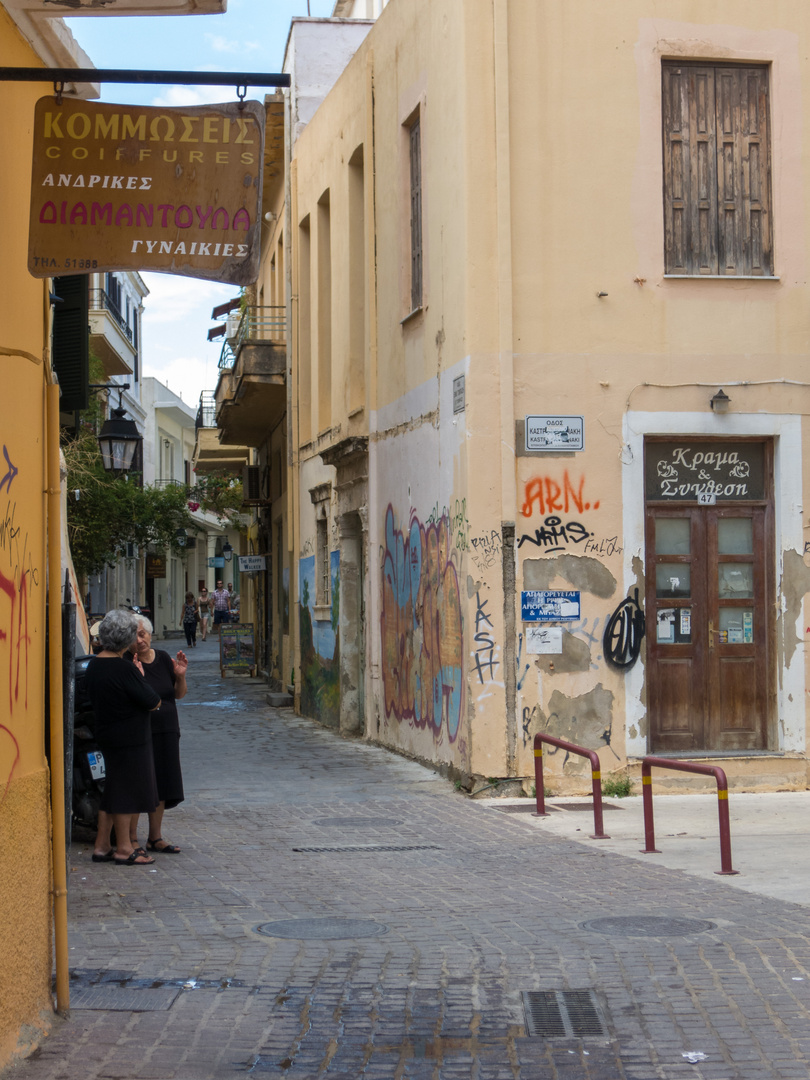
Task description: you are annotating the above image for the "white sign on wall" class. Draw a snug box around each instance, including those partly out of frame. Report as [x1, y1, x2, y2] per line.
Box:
[526, 626, 563, 654]
[525, 415, 584, 451]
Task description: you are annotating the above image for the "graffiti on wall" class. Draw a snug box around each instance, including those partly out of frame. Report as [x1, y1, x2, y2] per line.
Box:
[0, 447, 34, 718]
[469, 529, 502, 572]
[299, 551, 340, 728]
[521, 472, 600, 517]
[381, 505, 463, 741]
[427, 498, 470, 552]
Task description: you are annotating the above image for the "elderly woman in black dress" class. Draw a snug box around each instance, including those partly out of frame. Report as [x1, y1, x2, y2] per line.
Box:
[85, 609, 162, 866]
[133, 615, 188, 854]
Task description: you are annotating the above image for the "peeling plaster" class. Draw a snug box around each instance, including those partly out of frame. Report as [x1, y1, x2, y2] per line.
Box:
[522, 553, 617, 598]
[780, 549, 810, 670]
[536, 683, 616, 770]
[534, 630, 591, 674]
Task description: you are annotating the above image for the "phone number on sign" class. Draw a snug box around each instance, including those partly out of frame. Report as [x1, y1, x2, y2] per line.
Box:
[31, 257, 99, 270]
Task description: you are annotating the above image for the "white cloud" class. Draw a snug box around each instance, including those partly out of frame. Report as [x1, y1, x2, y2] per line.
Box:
[149, 85, 233, 108]
[204, 32, 260, 54]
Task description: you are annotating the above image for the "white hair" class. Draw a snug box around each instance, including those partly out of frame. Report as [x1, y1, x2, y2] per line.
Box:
[97, 610, 139, 652]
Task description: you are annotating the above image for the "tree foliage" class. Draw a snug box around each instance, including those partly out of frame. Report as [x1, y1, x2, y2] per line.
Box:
[188, 472, 245, 531]
[63, 426, 195, 579]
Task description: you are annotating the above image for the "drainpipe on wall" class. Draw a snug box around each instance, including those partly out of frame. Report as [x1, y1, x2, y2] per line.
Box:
[493, 0, 518, 775]
[46, 380, 69, 1014]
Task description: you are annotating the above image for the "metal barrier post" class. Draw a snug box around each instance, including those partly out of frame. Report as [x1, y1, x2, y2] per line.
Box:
[533, 742, 548, 817]
[532, 734, 610, 839]
[641, 756, 738, 875]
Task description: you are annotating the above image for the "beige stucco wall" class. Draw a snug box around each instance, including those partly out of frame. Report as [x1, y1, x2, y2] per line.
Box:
[289, 0, 810, 791]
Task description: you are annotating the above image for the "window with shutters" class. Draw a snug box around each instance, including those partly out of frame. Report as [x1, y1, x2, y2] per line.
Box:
[409, 115, 423, 309]
[662, 61, 773, 277]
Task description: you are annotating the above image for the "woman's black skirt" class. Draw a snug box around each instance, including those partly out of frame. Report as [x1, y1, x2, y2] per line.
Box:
[151, 730, 185, 809]
[99, 741, 159, 815]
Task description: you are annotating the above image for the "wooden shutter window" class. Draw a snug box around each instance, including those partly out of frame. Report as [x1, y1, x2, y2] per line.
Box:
[52, 275, 89, 412]
[409, 117, 423, 310]
[663, 62, 772, 277]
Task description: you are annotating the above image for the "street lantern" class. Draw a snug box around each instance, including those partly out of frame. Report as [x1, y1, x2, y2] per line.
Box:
[175, 529, 188, 548]
[97, 406, 142, 473]
[222, 541, 233, 562]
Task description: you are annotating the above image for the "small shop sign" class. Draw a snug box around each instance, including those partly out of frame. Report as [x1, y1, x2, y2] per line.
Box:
[646, 441, 766, 502]
[28, 97, 264, 285]
[238, 555, 266, 572]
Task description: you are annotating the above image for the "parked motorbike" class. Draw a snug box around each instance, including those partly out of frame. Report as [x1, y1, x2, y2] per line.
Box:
[124, 599, 151, 619]
[71, 652, 105, 832]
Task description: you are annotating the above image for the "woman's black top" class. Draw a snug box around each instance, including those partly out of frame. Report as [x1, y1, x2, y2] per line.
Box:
[85, 656, 161, 749]
[140, 650, 179, 735]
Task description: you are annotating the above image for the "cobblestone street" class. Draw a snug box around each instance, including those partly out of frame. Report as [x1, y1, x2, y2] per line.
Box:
[8, 639, 810, 1079]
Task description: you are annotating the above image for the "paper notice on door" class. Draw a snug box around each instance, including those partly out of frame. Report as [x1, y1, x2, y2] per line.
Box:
[657, 609, 675, 643]
[727, 623, 743, 644]
[743, 610, 753, 643]
[679, 609, 691, 638]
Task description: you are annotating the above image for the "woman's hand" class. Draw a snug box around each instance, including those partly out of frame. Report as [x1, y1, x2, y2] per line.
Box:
[133, 656, 145, 676]
[173, 650, 189, 700]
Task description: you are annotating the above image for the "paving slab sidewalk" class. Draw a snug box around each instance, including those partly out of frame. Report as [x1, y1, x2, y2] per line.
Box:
[5, 637, 810, 1079]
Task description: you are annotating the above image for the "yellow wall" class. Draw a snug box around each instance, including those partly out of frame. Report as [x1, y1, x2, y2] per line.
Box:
[0, 5, 55, 1067]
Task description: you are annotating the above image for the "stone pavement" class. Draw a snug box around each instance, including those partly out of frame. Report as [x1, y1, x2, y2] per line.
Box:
[6, 636, 810, 1079]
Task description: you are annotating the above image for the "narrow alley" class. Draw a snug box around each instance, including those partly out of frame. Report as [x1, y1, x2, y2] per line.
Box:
[9, 637, 810, 1080]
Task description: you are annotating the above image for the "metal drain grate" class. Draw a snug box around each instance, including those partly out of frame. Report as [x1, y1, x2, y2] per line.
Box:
[292, 844, 440, 853]
[522, 991, 606, 1038]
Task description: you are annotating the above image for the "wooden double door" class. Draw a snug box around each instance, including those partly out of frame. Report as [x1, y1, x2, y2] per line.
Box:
[645, 503, 773, 752]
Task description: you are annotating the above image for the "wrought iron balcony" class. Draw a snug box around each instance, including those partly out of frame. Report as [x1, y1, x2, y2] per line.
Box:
[218, 306, 286, 370]
[196, 391, 217, 430]
[89, 288, 133, 343]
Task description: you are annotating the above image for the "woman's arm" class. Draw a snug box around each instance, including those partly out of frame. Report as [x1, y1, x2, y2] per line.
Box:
[172, 650, 189, 700]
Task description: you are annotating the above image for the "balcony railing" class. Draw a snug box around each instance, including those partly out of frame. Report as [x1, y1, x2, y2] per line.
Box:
[196, 392, 217, 430]
[218, 305, 286, 370]
[89, 289, 134, 343]
[154, 478, 184, 489]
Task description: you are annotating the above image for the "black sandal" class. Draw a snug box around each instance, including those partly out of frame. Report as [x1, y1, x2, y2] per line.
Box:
[147, 838, 181, 854]
[113, 850, 155, 866]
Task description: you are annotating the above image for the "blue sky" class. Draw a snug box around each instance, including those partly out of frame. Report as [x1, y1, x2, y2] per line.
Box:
[65, 0, 335, 408]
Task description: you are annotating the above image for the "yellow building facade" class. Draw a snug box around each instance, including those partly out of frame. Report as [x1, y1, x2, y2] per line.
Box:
[281, 0, 810, 794]
[0, 6, 64, 1065]
[0, 1, 224, 1067]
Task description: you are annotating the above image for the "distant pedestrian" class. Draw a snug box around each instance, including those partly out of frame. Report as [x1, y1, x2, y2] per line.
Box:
[211, 579, 231, 630]
[180, 591, 199, 647]
[197, 585, 211, 641]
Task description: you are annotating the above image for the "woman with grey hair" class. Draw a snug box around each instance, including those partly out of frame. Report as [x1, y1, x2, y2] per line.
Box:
[85, 609, 162, 866]
[133, 615, 187, 854]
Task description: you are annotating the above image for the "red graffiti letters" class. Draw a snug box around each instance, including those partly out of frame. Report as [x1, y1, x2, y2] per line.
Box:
[521, 472, 600, 518]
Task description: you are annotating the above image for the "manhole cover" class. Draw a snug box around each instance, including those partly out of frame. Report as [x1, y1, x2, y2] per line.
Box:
[255, 918, 388, 940]
[580, 916, 716, 937]
[312, 816, 404, 828]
